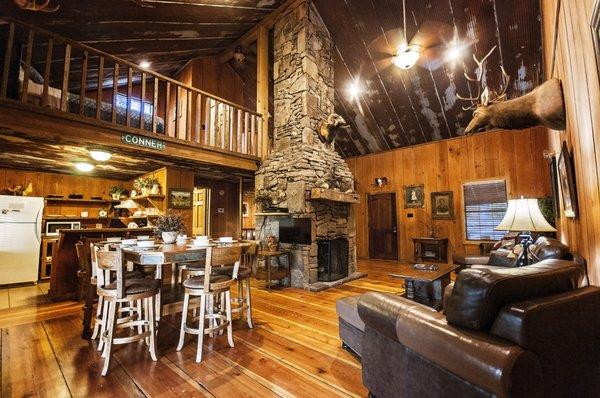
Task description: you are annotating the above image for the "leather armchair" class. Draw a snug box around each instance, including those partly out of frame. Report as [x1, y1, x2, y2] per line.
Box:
[358, 259, 600, 398]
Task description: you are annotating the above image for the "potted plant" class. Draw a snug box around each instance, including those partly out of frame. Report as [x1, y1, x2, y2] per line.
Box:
[254, 191, 274, 212]
[154, 213, 185, 244]
[134, 177, 157, 196]
[149, 178, 161, 195]
[108, 185, 127, 200]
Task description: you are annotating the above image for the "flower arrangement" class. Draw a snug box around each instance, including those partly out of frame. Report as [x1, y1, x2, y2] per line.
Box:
[264, 235, 278, 252]
[108, 185, 127, 200]
[154, 213, 185, 243]
[133, 177, 160, 195]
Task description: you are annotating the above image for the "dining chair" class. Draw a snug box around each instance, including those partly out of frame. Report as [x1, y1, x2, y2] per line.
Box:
[95, 246, 160, 376]
[176, 245, 241, 362]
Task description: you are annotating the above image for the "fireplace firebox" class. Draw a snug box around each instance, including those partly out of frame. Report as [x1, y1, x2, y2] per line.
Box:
[317, 237, 349, 282]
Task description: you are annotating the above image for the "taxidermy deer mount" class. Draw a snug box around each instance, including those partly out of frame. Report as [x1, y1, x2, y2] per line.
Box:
[318, 114, 348, 145]
[457, 46, 566, 134]
[13, 0, 59, 12]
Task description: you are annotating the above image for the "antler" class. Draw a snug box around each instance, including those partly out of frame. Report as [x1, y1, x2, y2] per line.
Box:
[456, 46, 498, 111]
[488, 66, 510, 104]
[13, 0, 59, 12]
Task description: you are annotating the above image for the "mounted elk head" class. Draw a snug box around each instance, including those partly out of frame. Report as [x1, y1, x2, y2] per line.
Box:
[13, 0, 59, 12]
[457, 47, 566, 134]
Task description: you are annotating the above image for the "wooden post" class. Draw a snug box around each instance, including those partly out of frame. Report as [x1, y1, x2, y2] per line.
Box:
[96, 57, 104, 119]
[60, 44, 71, 112]
[1, 22, 15, 99]
[20, 29, 34, 103]
[239, 177, 243, 239]
[79, 51, 88, 114]
[42, 37, 53, 107]
[256, 25, 270, 159]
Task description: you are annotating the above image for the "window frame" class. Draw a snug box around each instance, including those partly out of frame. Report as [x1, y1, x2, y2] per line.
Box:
[462, 179, 509, 242]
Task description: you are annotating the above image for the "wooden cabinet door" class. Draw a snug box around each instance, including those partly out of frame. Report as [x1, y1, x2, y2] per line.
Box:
[368, 193, 398, 260]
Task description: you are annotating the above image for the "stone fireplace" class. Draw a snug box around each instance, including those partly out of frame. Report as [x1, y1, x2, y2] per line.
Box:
[254, 2, 358, 289]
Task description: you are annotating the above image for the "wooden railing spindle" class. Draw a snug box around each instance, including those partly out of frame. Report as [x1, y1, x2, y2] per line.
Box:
[186, 89, 192, 141]
[195, 92, 201, 143]
[152, 78, 158, 133]
[79, 51, 88, 115]
[42, 37, 53, 107]
[20, 29, 34, 103]
[60, 44, 71, 112]
[140, 72, 146, 130]
[126, 67, 133, 127]
[165, 81, 171, 136]
[111, 62, 119, 123]
[174, 85, 180, 138]
[95, 56, 104, 119]
[1, 22, 15, 98]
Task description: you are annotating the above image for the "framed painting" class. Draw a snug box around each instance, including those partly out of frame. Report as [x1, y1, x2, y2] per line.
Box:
[403, 184, 425, 208]
[431, 191, 454, 220]
[168, 188, 193, 209]
[557, 141, 578, 218]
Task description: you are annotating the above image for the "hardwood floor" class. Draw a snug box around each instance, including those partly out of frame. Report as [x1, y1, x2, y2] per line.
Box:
[0, 260, 403, 398]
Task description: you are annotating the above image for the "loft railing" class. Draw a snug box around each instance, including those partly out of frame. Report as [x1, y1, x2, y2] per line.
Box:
[0, 18, 267, 158]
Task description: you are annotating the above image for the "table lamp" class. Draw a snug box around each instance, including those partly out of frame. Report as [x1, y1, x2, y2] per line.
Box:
[495, 198, 557, 266]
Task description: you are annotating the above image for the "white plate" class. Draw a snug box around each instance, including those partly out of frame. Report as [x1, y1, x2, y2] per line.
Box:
[137, 244, 159, 249]
[106, 237, 122, 242]
[137, 235, 151, 240]
[189, 242, 210, 248]
[218, 237, 234, 243]
[137, 241, 156, 248]
[121, 239, 138, 246]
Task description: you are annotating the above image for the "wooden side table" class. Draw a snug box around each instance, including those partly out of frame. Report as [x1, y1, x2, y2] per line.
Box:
[412, 237, 448, 263]
[389, 263, 458, 310]
[254, 249, 291, 291]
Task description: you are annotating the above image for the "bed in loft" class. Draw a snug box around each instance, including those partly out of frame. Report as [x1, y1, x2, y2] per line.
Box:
[18, 66, 166, 134]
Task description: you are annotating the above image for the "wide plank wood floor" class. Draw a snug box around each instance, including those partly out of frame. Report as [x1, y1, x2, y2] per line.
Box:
[0, 260, 404, 398]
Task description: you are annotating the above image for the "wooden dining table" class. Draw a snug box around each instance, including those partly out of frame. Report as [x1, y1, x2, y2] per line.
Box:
[81, 239, 251, 339]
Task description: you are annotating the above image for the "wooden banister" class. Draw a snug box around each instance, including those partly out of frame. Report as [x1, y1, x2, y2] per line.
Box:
[0, 17, 266, 160]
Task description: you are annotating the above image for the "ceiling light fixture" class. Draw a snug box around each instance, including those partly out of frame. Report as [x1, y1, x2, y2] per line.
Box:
[88, 149, 112, 162]
[445, 42, 464, 61]
[74, 162, 95, 172]
[139, 60, 151, 69]
[349, 80, 362, 100]
[393, 44, 422, 70]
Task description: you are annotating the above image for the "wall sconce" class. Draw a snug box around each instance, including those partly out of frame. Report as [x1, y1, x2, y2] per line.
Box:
[373, 177, 389, 188]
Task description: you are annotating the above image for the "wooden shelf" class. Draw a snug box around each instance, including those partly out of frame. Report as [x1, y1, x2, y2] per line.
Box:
[45, 198, 118, 205]
[129, 195, 165, 201]
[309, 188, 359, 204]
[43, 216, 118, 221]
[255, 212, 290, 217]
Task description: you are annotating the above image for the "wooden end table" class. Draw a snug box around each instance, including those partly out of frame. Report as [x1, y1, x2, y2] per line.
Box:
[254, 249, 291, 291]
[389, 263, 458, 310]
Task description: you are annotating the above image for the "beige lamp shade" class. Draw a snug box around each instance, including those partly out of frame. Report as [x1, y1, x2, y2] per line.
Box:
[495, 198, 557, 232]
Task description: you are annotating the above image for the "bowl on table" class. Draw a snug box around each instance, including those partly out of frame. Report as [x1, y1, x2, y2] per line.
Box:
[106, 237, 121, 243]
[218, 237, 234, 243]
[137, 235, 151, 241]
[137, 240, 156, 248]
[192, 236, 210, 247]
[121, 239, 138, 246]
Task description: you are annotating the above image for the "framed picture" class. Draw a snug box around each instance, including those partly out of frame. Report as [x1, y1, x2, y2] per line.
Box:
[168, 188, 192, 209]
[431, 191, 454, 220]
[242, 202, 249, 217]
[557, 141, 578, 218]
[403, 184, 425, 208]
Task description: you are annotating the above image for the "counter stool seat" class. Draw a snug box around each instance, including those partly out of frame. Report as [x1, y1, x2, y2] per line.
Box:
[103, 278, 161, 296]
[183, 275, 230, 289]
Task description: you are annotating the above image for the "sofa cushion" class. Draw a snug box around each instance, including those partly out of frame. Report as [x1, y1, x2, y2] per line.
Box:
[336, 295, 364, 331]
[445, 259, 585, 331]
[452, 253, 490, 266]
[531, 236, 571, 261]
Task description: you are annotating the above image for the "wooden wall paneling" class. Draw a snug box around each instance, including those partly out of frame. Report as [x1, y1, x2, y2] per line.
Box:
[347, 128, 551, 261]
[541, 0, 600, 284]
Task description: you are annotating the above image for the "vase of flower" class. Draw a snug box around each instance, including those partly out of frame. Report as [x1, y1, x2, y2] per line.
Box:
[134, 177, 159, 197]
[154, 213, 185, 244]
[108, 185, 127, 201]
[151, 184, 160, 195]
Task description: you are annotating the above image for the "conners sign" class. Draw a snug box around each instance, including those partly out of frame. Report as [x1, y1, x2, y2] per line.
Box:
[121, 133, 166, 150]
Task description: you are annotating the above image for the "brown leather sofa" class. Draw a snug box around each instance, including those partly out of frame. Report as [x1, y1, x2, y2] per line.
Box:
[358, 259, 600, 398]
[452, 236, 572, 268]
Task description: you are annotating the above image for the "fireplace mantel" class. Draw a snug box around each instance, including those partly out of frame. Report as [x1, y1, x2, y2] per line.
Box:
[310, 188, 360, 204]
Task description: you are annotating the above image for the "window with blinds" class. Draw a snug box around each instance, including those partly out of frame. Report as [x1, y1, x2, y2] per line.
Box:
[463, 180, 508, 240]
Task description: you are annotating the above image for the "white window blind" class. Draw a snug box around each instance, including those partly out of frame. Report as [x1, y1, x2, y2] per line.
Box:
[463, 180, 508, 240]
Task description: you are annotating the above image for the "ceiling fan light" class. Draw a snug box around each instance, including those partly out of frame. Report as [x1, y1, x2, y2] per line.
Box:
[74, 162, 95, 172]
[88, 149, 112, 162]
[393, 45, 421, 69]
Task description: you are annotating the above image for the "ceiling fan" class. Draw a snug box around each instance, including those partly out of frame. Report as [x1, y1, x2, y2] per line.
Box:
[367, 0, 455, 71]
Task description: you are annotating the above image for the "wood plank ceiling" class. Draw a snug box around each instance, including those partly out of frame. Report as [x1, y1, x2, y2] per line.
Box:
[313, 0, 543, 157]
[1, 0, 286, 78]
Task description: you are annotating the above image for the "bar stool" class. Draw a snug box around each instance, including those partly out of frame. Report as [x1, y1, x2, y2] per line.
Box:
[95, 246, 160, 376]
[176, 245, 241, 362]
[213, 241, 257, 328]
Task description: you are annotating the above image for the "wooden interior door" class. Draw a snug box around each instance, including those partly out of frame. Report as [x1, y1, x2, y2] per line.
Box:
[192, 188, 207, 236]
[368, 193, 398, 260]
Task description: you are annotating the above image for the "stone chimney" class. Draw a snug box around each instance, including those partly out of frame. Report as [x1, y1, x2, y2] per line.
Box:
[255, 1, 357, 289]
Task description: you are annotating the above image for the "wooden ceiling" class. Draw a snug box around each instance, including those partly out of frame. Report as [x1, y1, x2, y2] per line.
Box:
[1, 0, 286, 78]
[0, 129, 255, 181]
[313, 0, 543, 157]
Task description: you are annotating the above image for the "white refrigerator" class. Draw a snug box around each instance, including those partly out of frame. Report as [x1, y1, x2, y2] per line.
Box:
[0, 196, 44, 285]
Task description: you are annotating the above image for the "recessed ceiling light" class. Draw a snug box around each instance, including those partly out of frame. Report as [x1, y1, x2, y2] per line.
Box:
[74, 162, 94, 172]
[139, 60, 151, 69]
[88, 149, 112, 162]
[392, 45, 422, 70]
